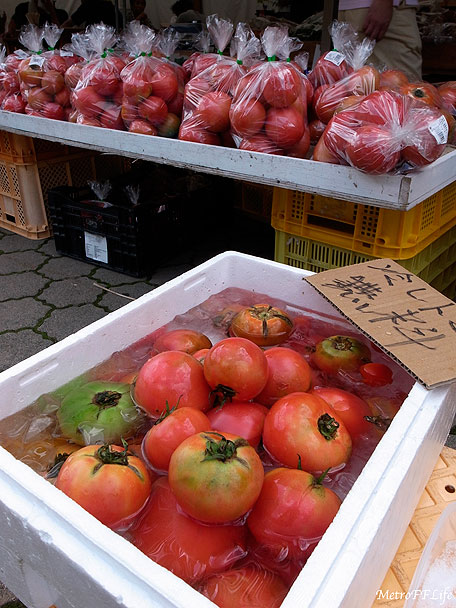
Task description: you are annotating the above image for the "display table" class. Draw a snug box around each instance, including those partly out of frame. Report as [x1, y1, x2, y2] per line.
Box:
[373, 446, 456, 608]
[0, 111, 455, 212]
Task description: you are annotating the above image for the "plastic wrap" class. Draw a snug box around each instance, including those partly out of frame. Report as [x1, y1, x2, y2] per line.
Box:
[309, 20, 356, 89]
[120, 22, 184, 137]
[62, 33, 94, 100]
[320, 89, 449, 173]
[313, 38, 378, 124]
[88, 180, 112, 203]
[72, 24, 126, 129]
[1, 46, 26, 111]
[182, 30, 211, 80]
[179, 21, 259, 147]
[14, 25, 45, 114]
[229, 25, 310, 158]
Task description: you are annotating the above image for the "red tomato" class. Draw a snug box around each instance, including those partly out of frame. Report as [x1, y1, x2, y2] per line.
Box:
[41, 70, 64, 95]
[55, 443, 152, 531]
[203, 337, 269, 403]
[142, 406, 211, 472]
[262, 392, 352, 472]
[191, 53, 218, 77]
[439, 83, 456, 115]
[168, 431, 264, 524]
[41, 102, 65, 121]
[311, 51, 352, 87]
[247, 467, 342, 560]
[400, 82, 443, 108]
[90, 64, 121, 97]
[73, 86, 104, 118]
[150, 65, 178, 102]
[157, 112, 180, 138]
[179, 123, 221, 145]
[129, 477, 247, 585]
[3, 73, 20, 94]
[206, 401, 268, 448]
[138, 96, 168, 126]
[263, 64, 301, 108]
[193, 348, 209, 363]
[167, 91, 184, 116]
[122, 69, 154, 100]
[201, 564, 288, 608]
[196, 91, 231, 132]
[18, 59, 44, 87]
[401, 106, 447, 167]
[27, 87, 52, 111]
[256, 347, 312, 407]
[45, 54, 68, 74]
[134, 350, 212, 417]
[230, 98, 266, 138]
[312, 335, 371, 374]
[99, 103, 124, 130]
[129, 119, 158, 136]
[54, 87, 70, 107]
[287, 127, 311, 158]
[239, 134, 284, 155]
[346, 124, 400, 174]
[265, 106, 305, 149]
[153, 329, 212, 355]
[312, 135, 340, 164]
[311, 387, 373, 439]
[183, 77, 211, 110]
[64, 63, 83, 90]
[309, 119, 326, 144]
[359, 362, 393, 387]
[230, 303, 293, 347]
[379, 69, 409, 90]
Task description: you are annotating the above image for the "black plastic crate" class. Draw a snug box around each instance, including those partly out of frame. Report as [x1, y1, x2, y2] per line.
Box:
[47, 184, 192, 278]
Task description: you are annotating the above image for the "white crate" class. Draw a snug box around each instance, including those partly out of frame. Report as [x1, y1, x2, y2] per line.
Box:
[0, 251, 454, 608]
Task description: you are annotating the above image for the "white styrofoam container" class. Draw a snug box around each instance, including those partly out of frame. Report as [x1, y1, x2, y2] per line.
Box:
[0, 251, 455, 608]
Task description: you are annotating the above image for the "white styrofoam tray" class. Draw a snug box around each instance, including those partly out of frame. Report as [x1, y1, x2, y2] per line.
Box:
[0, 251, 454, 608]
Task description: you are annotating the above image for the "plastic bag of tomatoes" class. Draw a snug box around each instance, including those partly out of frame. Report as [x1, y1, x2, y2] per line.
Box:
[181, 29, 211, 80]
[61, 32, 95, 100]
[308, 20, 356, 90]
[321, 89, 449, 173]
[15, 25, 47, 115]
[229, 25, 311, 158]
[0, 46, 8, 109]
[23, 23, 81, 121]
[178, 17, 261, 146]
[313, 37, 377, 125]
[71, 24, 126, 129]
[120, 23, 186, 137]
[1, 43, 34, 113]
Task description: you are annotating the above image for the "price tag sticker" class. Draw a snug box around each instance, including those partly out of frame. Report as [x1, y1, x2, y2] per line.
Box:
[14, 49, 29, 59]
[84, 232, 108, 264]
[324, 51, 345, 66]
[59, 50, 74, 57]
[29, 54, 46, 68]
[428, 115, 449, 145]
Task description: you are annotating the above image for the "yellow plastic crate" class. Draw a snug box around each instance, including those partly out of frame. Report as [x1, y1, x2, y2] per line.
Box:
[275, 225, 456, 300]
[0, 131, 79, 165]
[0, 153, 97, 239]
[271, 183, 456, 259]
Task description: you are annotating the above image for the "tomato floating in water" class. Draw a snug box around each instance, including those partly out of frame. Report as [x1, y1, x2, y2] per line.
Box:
[153, 328, 212, 355]
[256, 347, 312, 407]
[230, 303, 294, 347]
[312, 335, 371, 374]
[359, 362, 393, 387]
[168, 431, 264, 524]
[55, 442, 152, 531]
[206, 401, 268, 448]
[311, 386, 373, 440]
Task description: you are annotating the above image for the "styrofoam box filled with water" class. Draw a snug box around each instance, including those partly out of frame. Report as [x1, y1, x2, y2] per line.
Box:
[0, 251, 454, 608]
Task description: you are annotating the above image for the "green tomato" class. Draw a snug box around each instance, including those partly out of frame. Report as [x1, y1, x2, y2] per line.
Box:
[312, 335, 371, 374]
[57, 381, 144, 446]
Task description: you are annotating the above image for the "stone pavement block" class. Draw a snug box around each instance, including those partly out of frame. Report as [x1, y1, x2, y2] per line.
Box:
[98, 282, 154, 312]
[40, 277, 102, 307]
[0, 234, 43, 253]
[0, 251, 46, 275]
[0, 298, 51, 331]
[0, 273, 48, 302]
[0, 330, 54, 372]
[37, 239, 60, 257]
[40, 256, 95, 280]
[39, 304, 107, 341]
[92, 267, 146, 286]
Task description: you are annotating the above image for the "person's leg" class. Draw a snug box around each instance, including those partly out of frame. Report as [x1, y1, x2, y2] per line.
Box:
[338, 5, 422, 80]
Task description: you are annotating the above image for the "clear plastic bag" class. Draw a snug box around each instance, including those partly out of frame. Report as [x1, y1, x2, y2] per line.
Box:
[313, 38, 378, 124]
[309, 20, 356, 89]
[72, 24, 126, 129]
[320, 90, 449, 173]
[120, 22, 184, 137]
[182, 30, 211, 80]
[1, 44, 26, 112]
[229, 25, 310, 158]
[179, 20, 259, 147]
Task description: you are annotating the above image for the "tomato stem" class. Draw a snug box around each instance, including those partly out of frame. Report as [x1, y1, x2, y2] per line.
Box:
[318, 413, 339, 440]
[46, 452, 70, 479]
[247, 304, 293, 339]
[314, 467, 331, 485]
[364, 415, 392, 432]
[155, 399, 179, 425]
[210, 384, 237, 408]
[93, 390, 122, 409]
[201, 432, 249, 467]
[96, 439, 130, 466]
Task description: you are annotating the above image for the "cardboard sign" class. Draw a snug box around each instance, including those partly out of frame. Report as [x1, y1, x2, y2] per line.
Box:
[305, 259, 456, 389]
